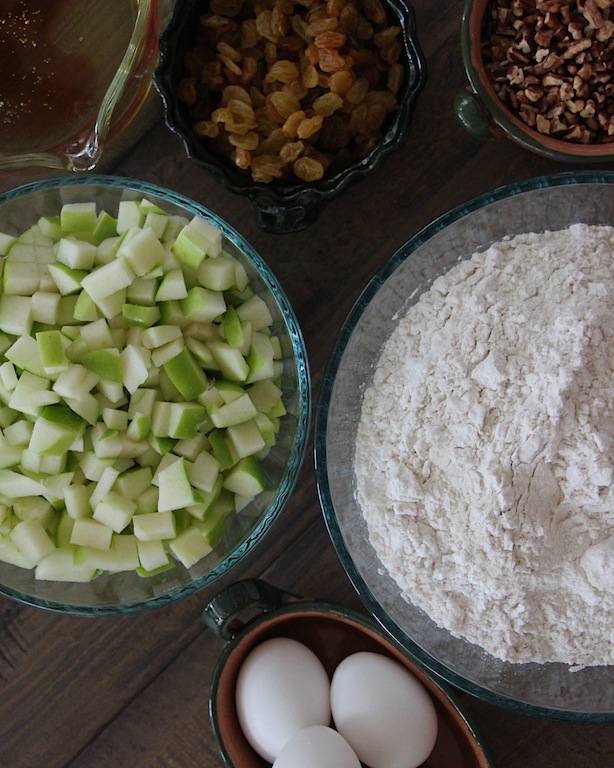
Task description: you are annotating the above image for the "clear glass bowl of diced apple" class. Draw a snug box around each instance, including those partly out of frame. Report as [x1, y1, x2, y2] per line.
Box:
[0, 176, 310, 615]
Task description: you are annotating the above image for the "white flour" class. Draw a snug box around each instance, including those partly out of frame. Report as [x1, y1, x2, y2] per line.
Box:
[355, 223, 614, 665]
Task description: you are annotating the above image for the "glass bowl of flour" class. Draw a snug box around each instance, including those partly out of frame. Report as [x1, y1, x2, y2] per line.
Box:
[315, 170, 614, 721]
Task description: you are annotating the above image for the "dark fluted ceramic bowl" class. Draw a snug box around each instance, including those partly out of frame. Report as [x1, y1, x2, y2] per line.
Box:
[154, 0, 426, 233]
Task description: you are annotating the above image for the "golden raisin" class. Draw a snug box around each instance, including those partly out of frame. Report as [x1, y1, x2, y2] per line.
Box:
[217, 41, 242, 62]
[326, 0, 346, 17]
[193, 120, 220, 138]
[210, 0, 243, 16]
[232, 148, 252, 169]
[313, 92, 343, 116]
[178, 77, 197, 105]
[306, 17, 339, 35]
[301, 63, 320, 89]
[282, 109, 307, 136]
[266, 60, 300, 83]
[293, 155, 325, 181]
[251, 154, 286, 182]
[297, 114, 324, 138]
[318, 47, 347, 73]
[221, 85, 252, 106]
[329, 69, 354, 93]
[314, 30, 347, 48]
[267, 91, 302, 122]
[346, 76, 369, 104]
[279, 140, 305, 162]
[228, 130, 261, 149]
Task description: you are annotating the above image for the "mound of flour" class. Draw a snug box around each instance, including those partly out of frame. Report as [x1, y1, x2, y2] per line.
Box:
[355, 223, 614, 665]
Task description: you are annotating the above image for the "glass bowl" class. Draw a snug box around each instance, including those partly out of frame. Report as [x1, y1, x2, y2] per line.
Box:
[0, 0, 160, 174]
[315, 171, 614, 721]
[455, 0, 614, 162]
[153, 0, 426, 233]
[0, 175, 310, 615]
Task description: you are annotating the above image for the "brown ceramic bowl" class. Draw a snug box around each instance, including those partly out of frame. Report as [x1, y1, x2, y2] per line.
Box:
[455, 0, 614, 162]
[205, 579, 493, 768]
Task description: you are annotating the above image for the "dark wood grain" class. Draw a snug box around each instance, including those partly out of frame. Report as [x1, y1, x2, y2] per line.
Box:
[2, 1, 614, 766]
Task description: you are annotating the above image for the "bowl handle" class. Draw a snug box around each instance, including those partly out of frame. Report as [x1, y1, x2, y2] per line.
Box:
[454, 90, 496, 142]
[204, 578, 303, 642]
[249, 190, 326, 233]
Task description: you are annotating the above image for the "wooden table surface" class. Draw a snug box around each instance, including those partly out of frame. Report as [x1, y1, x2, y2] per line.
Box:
[2, 1, 614, 766]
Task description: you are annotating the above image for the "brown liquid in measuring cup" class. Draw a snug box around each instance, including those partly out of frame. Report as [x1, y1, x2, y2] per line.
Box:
[0, 0, 135, 154]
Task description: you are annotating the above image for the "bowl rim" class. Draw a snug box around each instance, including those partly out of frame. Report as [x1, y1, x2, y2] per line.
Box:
[152, 0, 427, 204]
[460, 0, 614, 161]
[0, 173, 311, 616]
[314, 169, 614, 722]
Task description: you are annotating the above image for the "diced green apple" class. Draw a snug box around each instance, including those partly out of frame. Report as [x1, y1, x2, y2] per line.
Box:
[92, 491, 137, 533]
[181, 286, 226, 323]
[172, 216, 222, 270]
[3, 258, 42, 296]
[208, 340, 249, 382]
[36, 329, 69, 375]
[48, 262, 88, 295]
[133, 510, 176, 541]
[0, 231, 17, 256]
[210, 394, 258, 431]
[156, 267, 187, 301]
[168, 524, 212, 568]
[187, 450, 220, 493]
[80, 348, 123, 383]
[10, 517, 55, 566]
[70, 517, 113, 550]
[163, 347, 208, 401]
[116, 200, 144, 234]
[92, 210, 118, 245]
[0, 295, 33, 335]
[32, 291, 62, 324]
[226, 418, 266, 459]
[222, 455, 265, 497]
[136, 537, 170, 572]
[75, 533, 139, 572]
[197, 253, 237, 291]
[56, 237, 97, 270]
[35, 547, 97, 582]
[157, 456, 198, 513]
[80, 257, 135, 303]
[119, 225, 167, 276]
[0, 196, 287, 582]
[236, 294, 273, 330]
[60, 201, 98, 234]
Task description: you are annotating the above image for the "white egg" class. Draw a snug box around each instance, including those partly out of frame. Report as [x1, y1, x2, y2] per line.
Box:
[235, 637, 331, 763]
[330, 651, 438, 768]
[272, 725, 362, 768]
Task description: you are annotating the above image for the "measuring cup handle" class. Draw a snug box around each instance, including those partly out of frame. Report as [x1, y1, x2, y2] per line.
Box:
[203, 579, 303, 642]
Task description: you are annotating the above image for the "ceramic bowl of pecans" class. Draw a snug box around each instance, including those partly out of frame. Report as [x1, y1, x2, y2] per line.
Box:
[154, 0, 426, 232]
[456, 0, 614, 161]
